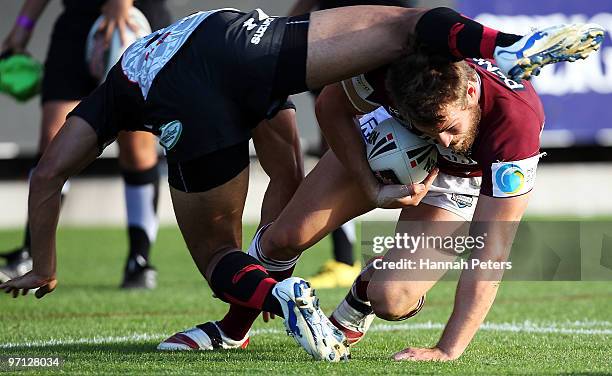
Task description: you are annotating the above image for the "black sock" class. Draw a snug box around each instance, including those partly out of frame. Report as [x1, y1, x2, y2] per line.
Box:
[218, 265, 295, 341]
[210, 251, 284, 317]
[415, 7, 522, 60]
[122, 164, 160, 270]
[332, 227, 354, 266]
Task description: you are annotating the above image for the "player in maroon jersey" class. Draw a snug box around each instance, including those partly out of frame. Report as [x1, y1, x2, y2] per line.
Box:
[219, 40, 547, 360]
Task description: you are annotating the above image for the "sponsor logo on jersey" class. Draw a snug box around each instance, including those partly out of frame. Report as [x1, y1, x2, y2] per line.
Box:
[243, 9, 276, 45]
[243, 18, 258, 31]
[368, 132, 397, 159]
[450, 193, 474, 208]
[471, 58, 525, 91]
[491, 154, 543, 197]
[495, 163, 525, 194]
[158, 120, 182, 150]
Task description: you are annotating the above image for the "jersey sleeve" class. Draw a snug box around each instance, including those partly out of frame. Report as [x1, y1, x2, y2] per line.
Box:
[341, 66, 391, 113]
[67, 82, 120, 155]
[477, 108, 544, 198]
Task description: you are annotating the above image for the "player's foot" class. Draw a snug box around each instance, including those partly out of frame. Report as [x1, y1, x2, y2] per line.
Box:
[158, 322, 249, 351]
[121, 258, 157, 289]
[308, 260, 361, 289]
[494, 23, 605, 81]
[0, 248, 32, 283]
[273, 277, 350, 362]
[329, 279, 376, 345]
[330, 282, 426, 346]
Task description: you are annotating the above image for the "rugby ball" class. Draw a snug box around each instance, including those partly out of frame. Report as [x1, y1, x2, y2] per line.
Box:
[85, 7, 152, 82]
[365, 118, 437, 185]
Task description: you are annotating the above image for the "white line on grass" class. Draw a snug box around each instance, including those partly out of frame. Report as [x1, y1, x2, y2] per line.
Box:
[1, 320, 610, 349]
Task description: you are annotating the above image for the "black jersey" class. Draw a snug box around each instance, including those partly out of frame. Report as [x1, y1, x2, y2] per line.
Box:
[72, 9, 294, 163]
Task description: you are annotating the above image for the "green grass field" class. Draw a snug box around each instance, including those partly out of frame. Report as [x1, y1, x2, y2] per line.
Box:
[1, 225, 611, 375]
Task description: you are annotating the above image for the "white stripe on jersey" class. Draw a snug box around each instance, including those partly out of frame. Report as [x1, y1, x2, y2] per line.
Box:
[121, 8, 239, 99]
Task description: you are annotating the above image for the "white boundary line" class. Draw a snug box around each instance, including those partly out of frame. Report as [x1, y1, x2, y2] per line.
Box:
[1, 320, 611, 349]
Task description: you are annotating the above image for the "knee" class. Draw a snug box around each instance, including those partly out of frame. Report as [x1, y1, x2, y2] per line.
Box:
[368, 282, 423, 322]
[31, 157, 64, 189]
[261, 223, 307, 260]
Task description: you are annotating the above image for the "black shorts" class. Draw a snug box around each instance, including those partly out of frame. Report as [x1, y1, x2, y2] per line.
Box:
[71, 9, 307, 192]
[42, 2, 171, 103]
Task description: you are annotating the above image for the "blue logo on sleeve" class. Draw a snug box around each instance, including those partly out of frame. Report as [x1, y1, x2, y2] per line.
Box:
[495, 164, 525, 195]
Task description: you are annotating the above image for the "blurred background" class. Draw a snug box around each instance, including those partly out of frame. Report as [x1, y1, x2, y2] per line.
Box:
[0, 0, 611, 229]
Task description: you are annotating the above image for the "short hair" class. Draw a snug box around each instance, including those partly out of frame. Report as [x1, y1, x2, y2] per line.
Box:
[386, 39, 476, 129]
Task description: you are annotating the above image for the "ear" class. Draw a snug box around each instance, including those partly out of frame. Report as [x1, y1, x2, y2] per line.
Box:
[466, 80, 479, 106]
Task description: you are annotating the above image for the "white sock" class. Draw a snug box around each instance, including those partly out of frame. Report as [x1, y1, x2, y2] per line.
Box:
[247, 223, 298, 273]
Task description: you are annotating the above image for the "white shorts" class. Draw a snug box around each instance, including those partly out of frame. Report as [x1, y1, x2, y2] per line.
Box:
[421, 172, 482, 221]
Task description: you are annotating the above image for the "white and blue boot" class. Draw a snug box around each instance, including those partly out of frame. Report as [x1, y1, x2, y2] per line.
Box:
[272, 277, 350, 362]
[495, 23, 605, 81]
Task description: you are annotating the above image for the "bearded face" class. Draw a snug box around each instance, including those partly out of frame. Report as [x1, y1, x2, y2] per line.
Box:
[411, 101, 482, 155]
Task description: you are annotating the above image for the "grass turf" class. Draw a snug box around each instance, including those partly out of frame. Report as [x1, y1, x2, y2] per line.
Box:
[0, 226, 611, 375]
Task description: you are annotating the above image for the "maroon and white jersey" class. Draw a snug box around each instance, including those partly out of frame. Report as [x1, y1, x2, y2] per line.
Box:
[344, 58, 546, 198]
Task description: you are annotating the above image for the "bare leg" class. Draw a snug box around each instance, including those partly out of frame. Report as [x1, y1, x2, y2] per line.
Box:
[261, 150, 375, 261]
[367, 204, 465, 320]
[169, 169, 248, 281]
[217, 149, 374, 340]
[252, 109, 304, 226]
[39, 101, 80, 152]
[306, 6, 425, 88]
[117, 131, 158, 171]
[216, 108, 304, 340]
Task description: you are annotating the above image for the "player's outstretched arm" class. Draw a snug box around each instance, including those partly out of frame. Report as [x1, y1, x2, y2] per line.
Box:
[316, 83, 437, 208]
[0, 117, 100, 299]
[394, 194, 529, 361]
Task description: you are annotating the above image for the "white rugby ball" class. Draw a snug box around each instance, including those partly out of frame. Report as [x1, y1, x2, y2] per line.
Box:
[86, 7, 152, 82]
[365, 118, 438, 185]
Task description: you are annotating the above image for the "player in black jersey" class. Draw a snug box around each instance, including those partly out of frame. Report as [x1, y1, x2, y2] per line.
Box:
[1, 5, 602, 361]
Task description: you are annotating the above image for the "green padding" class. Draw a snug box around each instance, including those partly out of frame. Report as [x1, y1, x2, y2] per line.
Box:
[0, 54, 43, 102]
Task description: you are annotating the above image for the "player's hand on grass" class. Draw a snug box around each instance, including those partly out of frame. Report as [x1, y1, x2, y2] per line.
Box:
[100, 0, 138, 47]
[0, 271, 57, 299]
[392, 346, 456, 361]
[374, 168, 438, 209]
